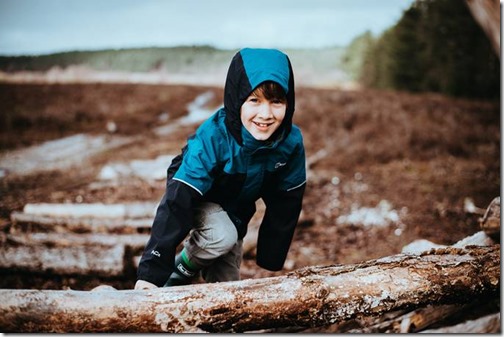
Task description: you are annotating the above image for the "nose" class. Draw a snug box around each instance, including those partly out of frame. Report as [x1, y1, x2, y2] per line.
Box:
[257, 102, 273, 119]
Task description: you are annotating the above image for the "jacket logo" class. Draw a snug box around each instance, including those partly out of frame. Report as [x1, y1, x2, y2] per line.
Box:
[151, 250, 161, 257]
[275, 162, 287, 169]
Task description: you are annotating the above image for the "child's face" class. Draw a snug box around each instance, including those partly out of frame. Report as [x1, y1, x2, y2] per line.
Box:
[240, 90, 286, 141]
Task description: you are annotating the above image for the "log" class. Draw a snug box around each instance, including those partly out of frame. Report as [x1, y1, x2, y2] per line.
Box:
[354, 230, 498, 333]
[0, 240, 125, 276]
[345, 304, 469, 333]
[420, 312, 500, 334]
[10, 211, 152, 233]
[0, 245, 499, 333]
[0, 233, 149, 276]
[465, 0, 500, 58]
[2, 232, 149, 250]
[242, 200, 265, 257]
[480, 196, 500, 238]
[304, 230, 498, 333]
[20, 202, 157, 218]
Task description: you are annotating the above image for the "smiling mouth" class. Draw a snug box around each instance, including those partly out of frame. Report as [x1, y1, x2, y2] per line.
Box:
[253, 121, 273, 129]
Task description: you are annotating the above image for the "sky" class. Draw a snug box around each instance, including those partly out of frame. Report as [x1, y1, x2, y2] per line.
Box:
[0, 0, 416, 56]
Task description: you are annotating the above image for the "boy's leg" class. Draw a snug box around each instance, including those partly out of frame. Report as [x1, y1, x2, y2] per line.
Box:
[201, 239, 243, 283]
[164, 202, 238, 286]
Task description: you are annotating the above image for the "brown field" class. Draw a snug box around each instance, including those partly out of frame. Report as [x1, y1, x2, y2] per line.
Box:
[0, 82, 500, 292]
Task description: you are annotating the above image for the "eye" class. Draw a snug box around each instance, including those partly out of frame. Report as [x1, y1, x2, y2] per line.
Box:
[247, 96, 259, 103]
[271, 99, 286, 106]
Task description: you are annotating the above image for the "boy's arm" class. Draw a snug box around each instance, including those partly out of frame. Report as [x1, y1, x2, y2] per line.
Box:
[257, 139, 306, 271]
[256, 183, 305, 271]
[136, 178, 202, 287]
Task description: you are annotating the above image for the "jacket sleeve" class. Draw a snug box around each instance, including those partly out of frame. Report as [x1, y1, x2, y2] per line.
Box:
[136, 179, 201, 287]
[256, 142, 306, 271]
[137, 124, 219, 286]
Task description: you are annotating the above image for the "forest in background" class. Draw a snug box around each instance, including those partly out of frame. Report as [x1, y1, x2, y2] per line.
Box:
[345, 0, 500, 100]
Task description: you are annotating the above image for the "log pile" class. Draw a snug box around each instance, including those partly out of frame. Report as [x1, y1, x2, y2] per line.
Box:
[4, 202, 157, 277]
[0, 232, 149, 276]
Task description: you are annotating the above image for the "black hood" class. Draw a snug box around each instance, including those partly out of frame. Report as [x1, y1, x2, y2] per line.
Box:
[223, 48, 295, 145]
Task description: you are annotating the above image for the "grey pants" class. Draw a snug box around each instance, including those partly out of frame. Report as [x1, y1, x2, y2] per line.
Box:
[183, 202, 242, 283]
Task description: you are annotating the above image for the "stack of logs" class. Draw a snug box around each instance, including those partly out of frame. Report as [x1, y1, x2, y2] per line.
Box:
[0, 197, 500, 333]
[2, 202, 156, 276]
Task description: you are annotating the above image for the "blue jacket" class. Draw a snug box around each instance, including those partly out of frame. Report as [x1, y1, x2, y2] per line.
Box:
[138, 48, 306, 286]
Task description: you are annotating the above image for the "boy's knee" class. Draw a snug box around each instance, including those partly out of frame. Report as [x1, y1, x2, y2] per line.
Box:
[210, 222, 238, 253]
[192, 203, 238, 257]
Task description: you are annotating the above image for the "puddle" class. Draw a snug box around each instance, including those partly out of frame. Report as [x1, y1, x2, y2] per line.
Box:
[0, 134, 132, 177]
[155, 91, 217, 136]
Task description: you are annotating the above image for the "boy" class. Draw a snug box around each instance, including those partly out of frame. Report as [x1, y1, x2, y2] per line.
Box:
[135, 48, 306, 289]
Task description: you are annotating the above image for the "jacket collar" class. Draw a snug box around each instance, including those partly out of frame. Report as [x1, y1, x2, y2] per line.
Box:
[241, 126, 283, 153]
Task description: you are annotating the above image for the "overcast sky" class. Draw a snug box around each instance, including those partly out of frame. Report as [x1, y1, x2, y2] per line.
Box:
[0, 0, 415, 56]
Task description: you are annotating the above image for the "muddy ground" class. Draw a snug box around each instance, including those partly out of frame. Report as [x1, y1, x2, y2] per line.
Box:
[0, 82, 500, 294]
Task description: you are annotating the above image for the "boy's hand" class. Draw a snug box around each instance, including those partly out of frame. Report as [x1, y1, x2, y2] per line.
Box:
[134, 280, 157, 290]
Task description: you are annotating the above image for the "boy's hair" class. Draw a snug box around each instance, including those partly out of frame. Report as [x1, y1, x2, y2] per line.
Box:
[252, 81, 287, 103]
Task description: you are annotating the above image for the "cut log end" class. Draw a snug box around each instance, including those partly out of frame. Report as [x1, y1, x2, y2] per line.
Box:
[480, 196, 500, 239]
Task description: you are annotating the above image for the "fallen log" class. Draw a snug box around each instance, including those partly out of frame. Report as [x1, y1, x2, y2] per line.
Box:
[347, 303, 481, 333]
[10, 212, 152, 233]
[20, 202, 157, 218]
[480, 196, 500, 239]
[420, 312, 500, 334]
[350, 230, 499, 333]
[242, 200, 265, 257]
[2, 232, 149, 249]
[465, 0, 500, 58]
[308, 230, 499, 333]
[0, 241, 125, 276]
[0, 233, 149, 276]
[0, 245, 499, 333]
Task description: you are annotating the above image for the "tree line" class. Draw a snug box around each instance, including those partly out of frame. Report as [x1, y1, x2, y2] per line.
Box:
[344, 0, 500, 100]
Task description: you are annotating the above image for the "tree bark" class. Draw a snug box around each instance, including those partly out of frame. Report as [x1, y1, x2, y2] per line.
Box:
[465, 0, 500, 58]
[0, 244, 499, 333]
[0, 232, 149, 276]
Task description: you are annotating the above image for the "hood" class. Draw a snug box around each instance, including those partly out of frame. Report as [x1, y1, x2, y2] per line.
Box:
[224, 48, 295, 145]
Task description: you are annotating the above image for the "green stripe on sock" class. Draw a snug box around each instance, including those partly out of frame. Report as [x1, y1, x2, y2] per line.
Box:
[181, 249, 197, 271]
